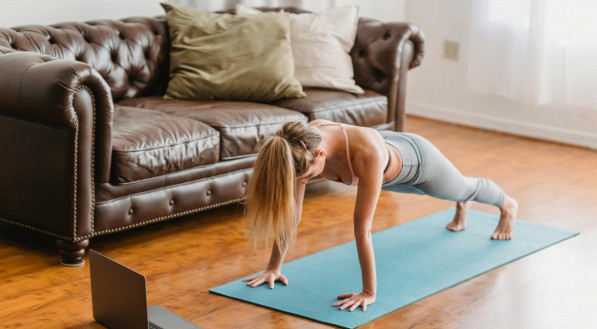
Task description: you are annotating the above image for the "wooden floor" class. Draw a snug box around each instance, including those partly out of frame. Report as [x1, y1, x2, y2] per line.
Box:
[2, 116, 597, 329]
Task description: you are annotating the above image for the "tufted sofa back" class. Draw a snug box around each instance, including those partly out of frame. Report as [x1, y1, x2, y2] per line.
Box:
[0, 16, 169, 102]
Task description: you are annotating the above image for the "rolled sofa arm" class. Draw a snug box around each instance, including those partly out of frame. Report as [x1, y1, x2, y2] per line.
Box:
[0, 49, 113, 242]
[350, 19, 425, 131]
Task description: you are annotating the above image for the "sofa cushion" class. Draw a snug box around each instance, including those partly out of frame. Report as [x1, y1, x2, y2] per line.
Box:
[112, 105, 220, 183]
[117, 97, 307, 160]
[160, 3, 305, 102]
[272, 88, 387, 127]
[236, 4, 363, 94]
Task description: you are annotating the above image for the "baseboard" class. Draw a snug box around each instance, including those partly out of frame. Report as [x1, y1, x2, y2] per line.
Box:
[406, 101, 597, 150]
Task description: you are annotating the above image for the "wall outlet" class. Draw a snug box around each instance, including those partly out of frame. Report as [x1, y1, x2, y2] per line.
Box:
[443, 40, 460, 61]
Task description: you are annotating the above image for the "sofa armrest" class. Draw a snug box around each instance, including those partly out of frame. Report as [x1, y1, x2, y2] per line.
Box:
[0, 50, 113, 241]
[0, 50, 112, 131]
[350, 19, 425, 131]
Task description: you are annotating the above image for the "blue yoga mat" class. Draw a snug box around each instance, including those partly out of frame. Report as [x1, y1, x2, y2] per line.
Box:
[210, 208, 578, 328]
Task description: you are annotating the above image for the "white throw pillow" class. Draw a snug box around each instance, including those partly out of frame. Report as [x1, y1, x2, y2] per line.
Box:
[236, 4, 364, 94]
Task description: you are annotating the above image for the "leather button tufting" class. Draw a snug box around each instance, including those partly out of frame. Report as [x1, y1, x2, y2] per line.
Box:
[128, 208, 134, 215]
[207, 190, 212, 196]
[242, 181, 247, 187]
[358, 50, 366, 57]
[169, 199, 175, 205]
[383, 32, 391, 40]
[375, 71, 385, 82]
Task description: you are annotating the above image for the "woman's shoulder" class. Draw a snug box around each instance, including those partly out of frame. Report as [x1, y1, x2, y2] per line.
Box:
[350, 127, 387, 161]
[347, 124, 380, 141]
[308, 119, 333, 127]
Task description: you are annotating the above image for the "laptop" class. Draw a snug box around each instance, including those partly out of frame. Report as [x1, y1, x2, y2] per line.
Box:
[89, 249, 202, 329]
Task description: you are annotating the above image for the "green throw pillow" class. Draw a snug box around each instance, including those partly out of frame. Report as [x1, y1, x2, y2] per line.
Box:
[160, 3, 306, 102]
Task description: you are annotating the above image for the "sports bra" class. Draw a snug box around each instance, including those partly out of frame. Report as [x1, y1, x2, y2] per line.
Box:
[313, 122, 390, 186]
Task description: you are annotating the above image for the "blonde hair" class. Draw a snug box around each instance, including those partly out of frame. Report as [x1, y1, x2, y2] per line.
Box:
[245, 120, 321, 255]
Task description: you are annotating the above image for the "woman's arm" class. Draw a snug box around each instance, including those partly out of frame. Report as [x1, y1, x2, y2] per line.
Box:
[334, 145, 385, 311]
[354, 174, 383, 295]
[295, 179, 307, 225]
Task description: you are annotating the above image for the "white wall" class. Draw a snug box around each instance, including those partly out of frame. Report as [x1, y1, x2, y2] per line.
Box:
[404, 0, 597, 149]
[0, 0, 164, 27]
[0, 0, 406, 28]
[337, 0, 406, 22]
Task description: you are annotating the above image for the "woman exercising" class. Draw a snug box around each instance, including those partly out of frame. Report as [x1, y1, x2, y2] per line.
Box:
[243, 119, 518, 312]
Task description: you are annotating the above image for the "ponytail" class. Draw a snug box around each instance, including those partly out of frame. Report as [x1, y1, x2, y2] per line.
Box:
[245, 121, 321, 255]
[246, 136, 297, 255]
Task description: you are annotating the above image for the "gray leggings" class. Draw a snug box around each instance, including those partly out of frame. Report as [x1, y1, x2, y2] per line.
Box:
[380, 131, 505, 207]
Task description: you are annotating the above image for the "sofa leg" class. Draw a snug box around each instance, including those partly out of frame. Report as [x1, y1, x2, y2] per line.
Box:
[56, 239, 89, 266]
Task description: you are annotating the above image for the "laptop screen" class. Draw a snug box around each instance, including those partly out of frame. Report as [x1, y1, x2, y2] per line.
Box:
[89, 249, 150, 329]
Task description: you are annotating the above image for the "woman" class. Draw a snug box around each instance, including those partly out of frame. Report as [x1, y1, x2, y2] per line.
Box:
[243, 119, 518, 312]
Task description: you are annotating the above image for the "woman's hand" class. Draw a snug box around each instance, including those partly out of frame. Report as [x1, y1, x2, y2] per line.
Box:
[243, 269, 288, 289]
[333, 291, 376, 311]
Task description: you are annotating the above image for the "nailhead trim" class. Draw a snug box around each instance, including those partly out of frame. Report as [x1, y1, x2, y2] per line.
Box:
[72, 85, 97, 240]
[90, 197, 245, 237]
[72, 103, 79, 240]
[0, 216, 73, 241]
[1, 196, 246, 241]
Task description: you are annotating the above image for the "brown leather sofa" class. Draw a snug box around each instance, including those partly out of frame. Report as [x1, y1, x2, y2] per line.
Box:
[0, 7, 424, 265]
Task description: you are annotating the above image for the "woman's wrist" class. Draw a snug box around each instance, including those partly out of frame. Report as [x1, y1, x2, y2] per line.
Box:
[361, 289, 376, 298]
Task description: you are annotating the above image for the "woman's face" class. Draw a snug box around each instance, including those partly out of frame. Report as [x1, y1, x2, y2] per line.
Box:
[296, 148, 326, 184]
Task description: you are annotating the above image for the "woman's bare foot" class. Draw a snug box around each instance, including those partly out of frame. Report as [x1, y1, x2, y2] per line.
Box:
[492, 196, 518, 240]
[446, 201, 470, 232]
